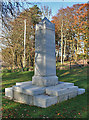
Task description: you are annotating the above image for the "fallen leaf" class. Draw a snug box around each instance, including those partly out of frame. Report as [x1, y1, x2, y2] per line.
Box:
[78, 113, 80, 115]
[57, 113, 60, 115]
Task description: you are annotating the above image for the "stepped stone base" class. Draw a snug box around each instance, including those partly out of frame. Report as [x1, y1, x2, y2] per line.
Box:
[34, 95, 57, 108]
[5, 87, 13, 99]
[5, 81, 85, 108]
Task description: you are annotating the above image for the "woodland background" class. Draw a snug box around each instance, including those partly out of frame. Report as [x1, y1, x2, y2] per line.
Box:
[0, 2, 89, 71]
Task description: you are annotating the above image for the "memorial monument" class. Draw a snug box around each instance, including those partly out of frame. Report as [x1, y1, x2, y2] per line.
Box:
[32, 17, 58, 87]
[5, 17, 85, 108]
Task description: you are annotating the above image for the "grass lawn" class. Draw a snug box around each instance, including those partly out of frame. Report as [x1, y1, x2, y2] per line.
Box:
[1, 66, 88, 119]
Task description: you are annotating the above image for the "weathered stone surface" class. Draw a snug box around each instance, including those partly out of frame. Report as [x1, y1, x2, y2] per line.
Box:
[32, 17, 58, 87]
[5, 82, 85, 108]
[57, 94, 68, 102]
[34, 94, 57, 108]
[16, 81, 32, 86]
[5, 87, 13, 99]
[78, 88, 85, 95]
[13, 91, 33, 105]
[59, 81, 74, 85]
[36, 17, 55, 31]
[57, 90, 78, 102]
[46, 82, 74, 90]
[13, 85, 45, 96]
[68, 91, 78, 99]
[46, 83, 75, 96]
[34, 25, 56, 76]
[46, 86, 78, 96]
[32, 76, 58, 87]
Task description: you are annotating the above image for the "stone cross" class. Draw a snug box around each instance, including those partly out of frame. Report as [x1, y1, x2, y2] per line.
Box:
[32, 17, 58, 87]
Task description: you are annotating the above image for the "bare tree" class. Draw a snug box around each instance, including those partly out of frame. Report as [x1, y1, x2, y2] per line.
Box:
[41, 5, 52, 19]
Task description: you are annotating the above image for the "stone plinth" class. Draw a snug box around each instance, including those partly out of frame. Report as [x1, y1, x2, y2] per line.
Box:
[5, 81, 85, 108]
[32, 17, 58, 87]
[32, 76, 58, 87]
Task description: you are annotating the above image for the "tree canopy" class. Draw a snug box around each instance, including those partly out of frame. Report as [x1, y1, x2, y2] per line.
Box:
[51, 3, 88, 63]
[1, 3, 89, 70]
[2, 5, 42, 70]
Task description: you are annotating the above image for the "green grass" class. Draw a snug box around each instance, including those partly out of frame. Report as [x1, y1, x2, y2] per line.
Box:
[1, 66, 88, 119]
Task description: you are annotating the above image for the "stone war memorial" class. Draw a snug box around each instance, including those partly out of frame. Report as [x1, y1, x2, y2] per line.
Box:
[5, 17, 85, 108]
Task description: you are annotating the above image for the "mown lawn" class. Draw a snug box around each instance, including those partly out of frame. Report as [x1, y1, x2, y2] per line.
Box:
[1, 66, 88, 119]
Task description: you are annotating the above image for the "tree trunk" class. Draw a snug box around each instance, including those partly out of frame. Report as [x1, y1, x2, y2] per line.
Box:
[23, 19, 26, 68]
[72, 38, 75, 60]
[11, 48, 15, 70]
[15, 51, 18, 67]
[61, 20, 63, 65]
[70, 42, 72, 69]
[63, 38, 67, 63]
[70, 60, 71, 69]
[27, 55, 30, 71]
[76, 31, 79, 61]
[30, 55, 34, 67]
[20, 55, 24, 72]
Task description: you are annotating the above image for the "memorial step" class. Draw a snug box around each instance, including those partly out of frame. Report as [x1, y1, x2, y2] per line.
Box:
[16, 81, 32, 86]
[46, 85, 78, 96]
[13, 84, 46, 96]
[78, 88, 85, 95]
[5, 87, 13, 99]
[5, 82, 85, 108]
[46, 82, 74, 90]
[34, 94, 57, 108]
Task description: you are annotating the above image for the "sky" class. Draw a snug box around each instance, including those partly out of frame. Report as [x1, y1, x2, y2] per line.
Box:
[34, 0, 88, 1]
[37, 2, 87, 20]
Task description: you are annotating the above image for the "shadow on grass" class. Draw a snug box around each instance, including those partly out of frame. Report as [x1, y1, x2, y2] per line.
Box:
[2, 71, 34, 82]
[2, 66, 88, 118]
[2, 71, 34, 93]
[2, 66, 87, 93]
[57, 66, 87, 89]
